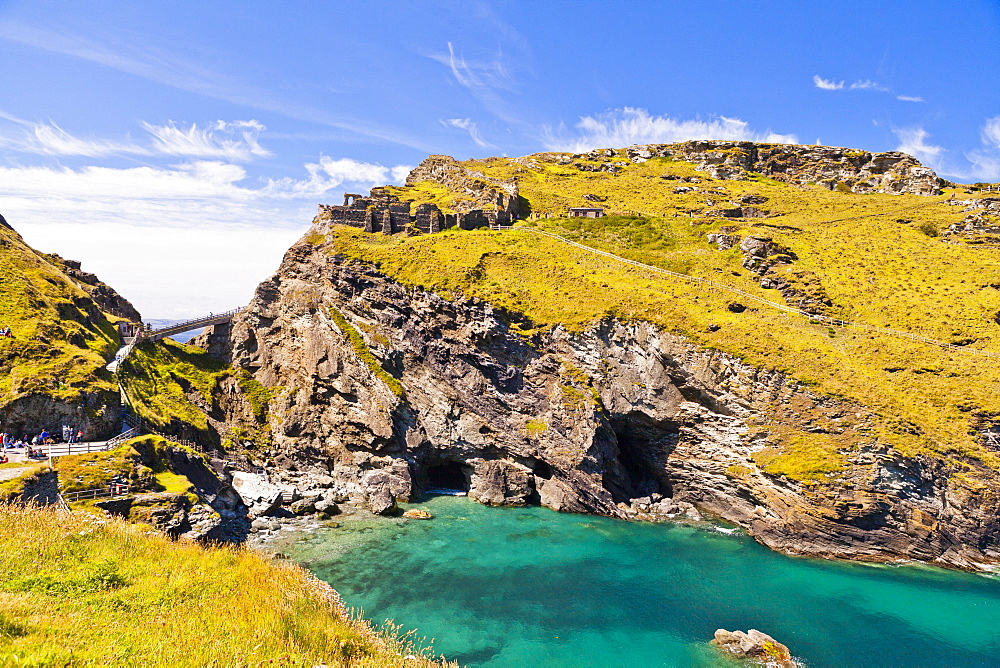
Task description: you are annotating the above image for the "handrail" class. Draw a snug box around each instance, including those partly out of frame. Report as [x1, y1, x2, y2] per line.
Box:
[106, 427, 142, 448]
[61, 483, 131, 503]
[146, 307, 244, 337]
[521, 227, 1000, 360]
[121, 408, 203, 453]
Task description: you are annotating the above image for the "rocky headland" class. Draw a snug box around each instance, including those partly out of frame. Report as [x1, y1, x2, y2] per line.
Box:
[191, 218, 1000, 570]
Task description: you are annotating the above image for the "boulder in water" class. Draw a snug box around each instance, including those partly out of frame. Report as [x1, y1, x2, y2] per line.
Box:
[403, 509, 433, 519]
[711, 628, 795, 667]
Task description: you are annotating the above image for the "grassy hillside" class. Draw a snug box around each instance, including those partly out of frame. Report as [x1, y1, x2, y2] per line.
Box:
[54, 435, 203, 498]
[0, 502, 448, 666]
[120, 338, 275, 451]
[0, 223, 119, 403]
[120, 338, 230, 435]
[320, 150, 1000, 482]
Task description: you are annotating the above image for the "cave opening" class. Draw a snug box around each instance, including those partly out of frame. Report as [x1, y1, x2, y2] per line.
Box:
[532, 459, 553, 480]
[426, 461, 469, 491]
[610, 413, 678, 500]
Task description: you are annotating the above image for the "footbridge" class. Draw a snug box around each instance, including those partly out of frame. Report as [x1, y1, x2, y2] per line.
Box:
[106, 306, 244, 372]
[144, 307, 244, 342]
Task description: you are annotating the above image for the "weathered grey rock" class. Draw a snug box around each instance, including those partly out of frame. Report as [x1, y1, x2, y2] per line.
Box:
[539, 478, 573, 512]
[367, 487, 397, 515]
[469, 460, 534, 506]
[230, 471, 283, 517]
[314, 498, 340, 516]
[612, 140, 942, 196]
[290, 498, 316, 515]
[706, 233, 740, 250]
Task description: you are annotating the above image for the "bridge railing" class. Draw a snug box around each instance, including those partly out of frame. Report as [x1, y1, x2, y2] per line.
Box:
[146, 307, 244, 338]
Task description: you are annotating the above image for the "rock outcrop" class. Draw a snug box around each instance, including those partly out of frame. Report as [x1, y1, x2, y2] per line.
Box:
[623, 141, 942, 195]
[190, 231, 1000, 571]
[405, 154, 521, 215]
[712, 628, 796, 667]
[45, 254, 142, 321]
[945, 197, 1000, 244]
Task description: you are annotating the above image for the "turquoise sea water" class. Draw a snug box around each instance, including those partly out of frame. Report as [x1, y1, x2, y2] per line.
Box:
[281, 495, 1000, 667]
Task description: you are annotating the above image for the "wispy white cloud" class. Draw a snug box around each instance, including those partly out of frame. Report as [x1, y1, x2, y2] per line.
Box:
[543, 107, 797, 153]
[814, 74, 918, 100]
[440, 118, 494, 147]
[14, 119, 271, 160]
[437, 41, 515, 94]
[980, 116, 1000, 148]
[429, 42, 527, 128]
[848, 79, 890, 92]
[28, 122, 147, 157]
[264, 156, 412, 199]
[813, 75, 844, 90]
[0, 19, 428, 150]
[893, 126, 944, 167]
[893, 119, 1000, 181]
[143, 120, 271, 160]
[965, 116, 1000, 181]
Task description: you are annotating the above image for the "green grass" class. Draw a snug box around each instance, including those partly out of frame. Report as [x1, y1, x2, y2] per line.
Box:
[0, 502, 451, 666]
[315, 149, 1000, 482]
[120, 339, 231, 433]
[328, 306, 405, 397]
[236, 369, 277, 421]
[53, 436, 205, 499]
[0, 225, 119, 405]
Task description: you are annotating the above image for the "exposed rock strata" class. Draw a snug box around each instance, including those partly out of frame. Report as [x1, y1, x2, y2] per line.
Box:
[945, 197, 1000, 244]
[405, 154, 521, 215]
[197, 234, 1000, 570]
[622, 141, 942, 195]
[0, 391, 118, 443]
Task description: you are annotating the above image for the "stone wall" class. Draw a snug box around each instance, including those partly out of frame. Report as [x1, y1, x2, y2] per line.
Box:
[312, 187, 505, 236]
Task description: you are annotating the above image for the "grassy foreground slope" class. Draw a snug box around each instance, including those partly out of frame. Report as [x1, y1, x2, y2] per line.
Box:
[0, 222, 119, 404]
[325, 150, 1000, 482]
[0, 503, 447, 666]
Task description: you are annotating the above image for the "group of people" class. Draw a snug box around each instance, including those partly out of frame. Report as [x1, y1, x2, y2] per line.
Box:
[1, 426, 83, 458]
[0, 326, 13, 338]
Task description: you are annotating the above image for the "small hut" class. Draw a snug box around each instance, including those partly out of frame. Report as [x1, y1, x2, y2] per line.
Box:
[568, 207, 605, 218]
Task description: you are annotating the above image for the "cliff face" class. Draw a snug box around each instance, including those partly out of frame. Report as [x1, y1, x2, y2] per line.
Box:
[200, 235, 1000, 570]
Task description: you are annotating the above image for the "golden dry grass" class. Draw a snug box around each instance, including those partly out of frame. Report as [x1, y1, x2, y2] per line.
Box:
[0, 502, 451, 666]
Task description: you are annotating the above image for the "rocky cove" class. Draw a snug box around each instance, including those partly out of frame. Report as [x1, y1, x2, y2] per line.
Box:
[254, 493, 1000, 667]
[182, 226, 1000, 572]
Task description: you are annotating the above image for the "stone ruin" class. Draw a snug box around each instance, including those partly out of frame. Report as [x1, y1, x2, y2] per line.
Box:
[312, 187, 513, 236]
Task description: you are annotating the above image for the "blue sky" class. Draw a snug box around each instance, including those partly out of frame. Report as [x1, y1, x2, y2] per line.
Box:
[0, 0, 997, 317]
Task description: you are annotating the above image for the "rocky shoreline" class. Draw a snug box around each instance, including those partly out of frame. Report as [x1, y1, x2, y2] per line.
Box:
[182, 231, 1000, 572]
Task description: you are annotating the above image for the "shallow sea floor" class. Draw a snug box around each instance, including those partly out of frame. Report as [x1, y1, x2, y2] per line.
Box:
[276, 495, 1000, 667]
